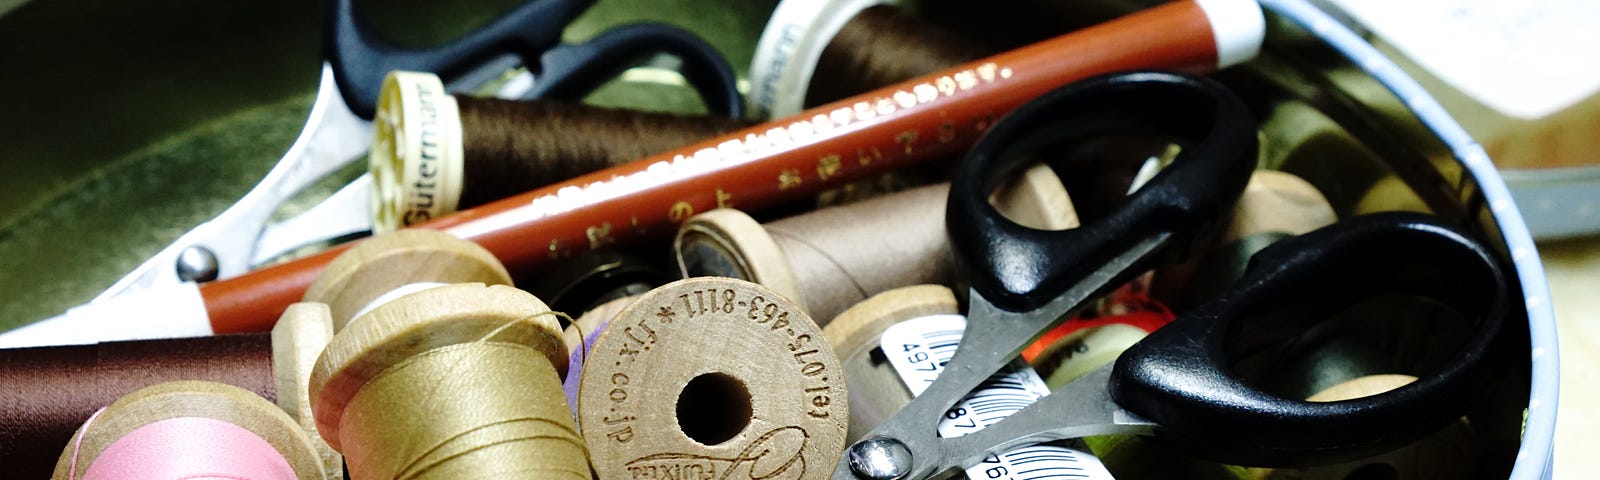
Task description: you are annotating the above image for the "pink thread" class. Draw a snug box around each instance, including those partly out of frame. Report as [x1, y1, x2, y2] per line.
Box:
[79, 417, 296, 480]
[68, 407, 109, 478]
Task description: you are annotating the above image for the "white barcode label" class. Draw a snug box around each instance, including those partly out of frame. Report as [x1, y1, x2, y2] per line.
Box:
[880, 315, 1114, 479]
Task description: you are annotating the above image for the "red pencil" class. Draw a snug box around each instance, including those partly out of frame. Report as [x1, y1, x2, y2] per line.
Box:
[205, 0, 1265, 333]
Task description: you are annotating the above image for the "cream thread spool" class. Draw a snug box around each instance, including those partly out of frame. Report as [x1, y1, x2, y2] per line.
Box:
[309, 283, 585, 479]
[301, 229, 512, 331]
[272, 302, 343, 480]
[826, 285, 1115, 479]
[674, 163, 1077, 324]
[578, 277, 848, 480]
[51, 380, 327, 480]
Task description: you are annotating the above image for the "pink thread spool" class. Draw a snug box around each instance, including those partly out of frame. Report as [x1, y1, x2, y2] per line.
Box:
[53, 381, 326, 480]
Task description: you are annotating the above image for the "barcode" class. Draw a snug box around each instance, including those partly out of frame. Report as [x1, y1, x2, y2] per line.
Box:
[879, 314, 1113, 480]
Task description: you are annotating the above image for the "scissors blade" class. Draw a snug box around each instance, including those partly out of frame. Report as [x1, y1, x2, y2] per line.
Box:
[250, 173, 375, 267]
[94, 63, 371, 303]
[0, 282, 215, 347]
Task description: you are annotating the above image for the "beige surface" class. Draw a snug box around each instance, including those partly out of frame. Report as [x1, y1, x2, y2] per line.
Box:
[1545, 235, 1600, 479]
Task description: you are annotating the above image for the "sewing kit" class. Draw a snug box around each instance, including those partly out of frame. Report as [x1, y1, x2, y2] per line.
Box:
[0, 0, 1563, 478]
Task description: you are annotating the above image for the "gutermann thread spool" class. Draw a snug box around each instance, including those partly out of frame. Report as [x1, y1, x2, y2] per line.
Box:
[674, 163, 1077, 324]
[823, 285, 1116, 479]
[309, 283, 586, 479]
[3, 304, 341, 480]
[301, 229, 513, 330]
[748, 0, 993, 118]
[577, 277, 849, 480]
[370, 71, 752, 231]
[51, 381, 327, 480]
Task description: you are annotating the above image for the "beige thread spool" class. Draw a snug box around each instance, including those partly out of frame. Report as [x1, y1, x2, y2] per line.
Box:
[301, 229, 512, 330]
[674, 163, 1077, 324]
[51, 380, 327, 480]
[272, 302, 343, 480]
[578, 277, 848, 480]
[822, 284, 957, 442]
[309, 283, 585, 479]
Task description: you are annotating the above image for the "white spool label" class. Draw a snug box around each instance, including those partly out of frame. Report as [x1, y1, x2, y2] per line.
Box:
[880, 314, 1113, 479]
[1327, 0, 1600, 119]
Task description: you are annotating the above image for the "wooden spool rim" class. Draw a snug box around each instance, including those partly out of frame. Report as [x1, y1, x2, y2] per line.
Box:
[52, 380, 325, 480]
[301, 229, 512, 330]
[823, 284, 959, 357]
[308, 283, 564, 451]
[674, 208, 806, 306]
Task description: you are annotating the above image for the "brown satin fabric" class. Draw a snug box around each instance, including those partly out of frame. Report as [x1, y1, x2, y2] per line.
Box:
[0, 334, 275, 479]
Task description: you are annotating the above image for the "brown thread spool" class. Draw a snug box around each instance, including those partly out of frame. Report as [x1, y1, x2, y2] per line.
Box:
[301, 229, 513, 331]
[674, 163, 1078, 324]
[1, 304, 340, 480]
[51, 380, 327, 480]
[804, 5, 993, 109]
[371, 71, 752, 231]
[748, 0, 992, 118]
[578, 277, 848, 480]
[309, 283, 585, 479]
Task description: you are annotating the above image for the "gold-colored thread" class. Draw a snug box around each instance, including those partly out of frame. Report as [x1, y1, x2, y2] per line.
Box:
[341, 341, 588, 480]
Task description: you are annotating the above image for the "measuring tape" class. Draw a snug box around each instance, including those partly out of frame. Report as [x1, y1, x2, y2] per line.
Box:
[880, 314, 1116, 480]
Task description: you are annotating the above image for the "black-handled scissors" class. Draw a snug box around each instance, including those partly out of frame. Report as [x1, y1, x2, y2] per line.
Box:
[329, 0, 742, 119]
[831, 71, 1511, 479]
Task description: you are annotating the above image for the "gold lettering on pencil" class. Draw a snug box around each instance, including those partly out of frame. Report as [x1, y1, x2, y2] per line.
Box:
[936, 76, 957, 96]
[587, 222, 614, 250]
[817, 155, 841, 181]
[977, 63, 997, 82]
[894, 90, 917, 109]
[779, 169, 803, 190]
[939, 113, 956, 143]
[973, 112, 996, 132]
[857, 147, 881, 166]
[914, 84, 939, 104]
[716, 189, 733, 208]
[895, 131, 919, 154]
[548, 239, 565, 260]
[669, 202, 695, 223]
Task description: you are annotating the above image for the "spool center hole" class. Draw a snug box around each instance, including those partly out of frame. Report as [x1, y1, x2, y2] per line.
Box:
[675, 372, 753, 446]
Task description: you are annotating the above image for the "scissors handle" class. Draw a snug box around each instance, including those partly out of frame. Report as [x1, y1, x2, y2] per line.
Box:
[946, 71, 1258, 312]
[1110, 212, 1512, 465]
[327, 0, 595, 118]
[528, 23, 745, 118]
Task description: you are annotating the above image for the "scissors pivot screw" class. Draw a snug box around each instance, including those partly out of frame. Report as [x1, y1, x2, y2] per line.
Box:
[175, 246, 220, 283]
[847, 436, 912, 480]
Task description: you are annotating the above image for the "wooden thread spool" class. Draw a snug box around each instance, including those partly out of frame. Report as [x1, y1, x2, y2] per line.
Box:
[371, 71, 751, 231]
[748, 0, 991, 118]
[578, 277, 848, 480]
[2, 304, 340, 480]
[824, 285, 1114, 478]
[1153, 170, 1338, 310]
[301, 229, 512, 331]
[51, 380, 326, 480]
[674, 163, 1077, 325]
[309, 283, 585, 479]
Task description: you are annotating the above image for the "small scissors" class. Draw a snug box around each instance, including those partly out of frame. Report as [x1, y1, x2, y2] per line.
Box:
[0, 0, 743, 346]
[832, 71, 1511, 479]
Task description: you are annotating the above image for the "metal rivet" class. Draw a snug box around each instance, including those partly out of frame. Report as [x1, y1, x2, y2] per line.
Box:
[176, 246, 220, 283]
[847, 436, 912, 480]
